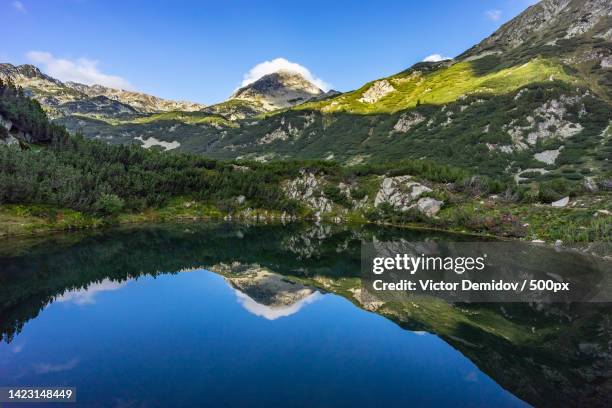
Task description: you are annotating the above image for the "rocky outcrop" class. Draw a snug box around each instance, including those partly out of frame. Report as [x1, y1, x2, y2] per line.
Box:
[258, 128, 289, 144]
[359, 80, 395, 104]
[284, 170, 332, 216]
[534, 148, 562, 164]
[416, 197, 444, 217]
[0, 115, 18, 146]
[374, 176, 443, 216]
[134, 136, 180, 151]
[0, 113, 33, 146]
[65, 82, 205, 113]
[393, 112, 425, 133]
[504, 95, 584, 149]
[459, 0, 612, 58]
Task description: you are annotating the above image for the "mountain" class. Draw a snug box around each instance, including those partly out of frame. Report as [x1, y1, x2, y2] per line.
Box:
[193, 0, 611, 181]
[458, 0, 612, 99]
[2, 0, 611, 184]
[230, 70, 324, 110]
[0, 63, 206, 118]
[201, 70, 328, 120]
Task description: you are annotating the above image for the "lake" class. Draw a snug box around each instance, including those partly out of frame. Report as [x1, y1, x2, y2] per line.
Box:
[0, 223, 609, 407]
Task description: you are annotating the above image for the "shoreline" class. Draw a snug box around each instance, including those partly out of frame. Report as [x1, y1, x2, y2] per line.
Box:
[1, 204, 609, 258]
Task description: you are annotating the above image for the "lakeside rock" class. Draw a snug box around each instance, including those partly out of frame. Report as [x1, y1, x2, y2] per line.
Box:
[374, 176, 443, 216]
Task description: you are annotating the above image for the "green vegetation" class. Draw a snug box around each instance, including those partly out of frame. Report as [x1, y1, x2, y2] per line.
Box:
[299, 58, 577, 114]
[129, 110, 238, 127]
[0, 79, 65, 144]
[1, 79, 610, 244]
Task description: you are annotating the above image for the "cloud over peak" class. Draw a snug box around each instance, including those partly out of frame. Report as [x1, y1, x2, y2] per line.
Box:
[26, 51, 134, 90]
[423, 54, 451, 62]
[240, 57, 330, 91]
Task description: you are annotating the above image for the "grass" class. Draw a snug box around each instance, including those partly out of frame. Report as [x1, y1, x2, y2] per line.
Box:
[434, 194, 612, 243]
[298, 58, 578, 114]
[128, 111, 238, 127]
[0, 204, 103, 237]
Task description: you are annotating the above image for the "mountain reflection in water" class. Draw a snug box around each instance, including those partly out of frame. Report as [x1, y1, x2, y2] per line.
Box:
[0, 222, 610, 407]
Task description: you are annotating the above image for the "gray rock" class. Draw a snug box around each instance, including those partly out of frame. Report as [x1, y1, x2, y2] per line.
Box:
[284, 170, 332, 214]
[551, 196, 569, 207]
[393, 112, 425, 133]
[0, 134, 19, 146]
[0, 114, 12, 131]
[358, 80, 395, 104]
[374, 176, 432, 210]
[583, 177, 598, 193]
[416, 197, 443, 217]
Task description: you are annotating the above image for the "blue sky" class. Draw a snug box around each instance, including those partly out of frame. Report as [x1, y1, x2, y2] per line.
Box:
[1, 0, 537, 104]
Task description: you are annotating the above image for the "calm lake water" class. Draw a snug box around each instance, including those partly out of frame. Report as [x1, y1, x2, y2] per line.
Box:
[0, 223, 609, 407]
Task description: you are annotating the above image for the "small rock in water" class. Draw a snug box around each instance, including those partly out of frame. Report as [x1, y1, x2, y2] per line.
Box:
[554, 240, 563, 247]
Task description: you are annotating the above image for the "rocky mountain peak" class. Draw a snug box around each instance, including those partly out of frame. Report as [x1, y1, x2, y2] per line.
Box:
[0, 62, 206, 116]
[230, 70, 323, 111]
[0, 63, 60, 84]
[460, 0, 612, 60]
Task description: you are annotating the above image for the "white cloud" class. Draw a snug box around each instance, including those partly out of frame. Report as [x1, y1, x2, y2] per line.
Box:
[13, 1, 26, 13]
[26, 51, 134, 90]
[240, 57, 330, 91]
[54, 278, 127, 305]
[485, 9, 502, 21]
[423, 54, 451, 62]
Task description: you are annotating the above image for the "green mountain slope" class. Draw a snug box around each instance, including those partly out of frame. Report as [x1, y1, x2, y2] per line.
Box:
[3, 0, 612, 185]
[193, 0, 612, 182]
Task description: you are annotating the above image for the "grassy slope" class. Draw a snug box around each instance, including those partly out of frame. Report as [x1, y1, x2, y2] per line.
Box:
[298, 58, 577, 114]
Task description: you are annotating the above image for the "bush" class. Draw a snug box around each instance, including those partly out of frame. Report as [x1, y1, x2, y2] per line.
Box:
[94, 194, 124, 216]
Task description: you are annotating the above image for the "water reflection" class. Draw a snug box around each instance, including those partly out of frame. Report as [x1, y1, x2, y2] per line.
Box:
[55, 278, 127, 305]
[214, 263, 323, 320]
[233, 288, 322, 320]
[0, 222, 609, 407]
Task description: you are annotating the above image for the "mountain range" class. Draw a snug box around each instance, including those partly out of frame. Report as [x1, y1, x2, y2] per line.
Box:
[1, 0, 611, 183]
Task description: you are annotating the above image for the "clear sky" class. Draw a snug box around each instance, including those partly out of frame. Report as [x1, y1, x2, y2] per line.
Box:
[1, 0, 537, 104]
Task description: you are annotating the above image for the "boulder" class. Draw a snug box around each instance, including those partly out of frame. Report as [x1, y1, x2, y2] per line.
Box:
[374, 176, 432, 210]
[0, 115, 12, 131]
[416, 197, 443, 217]
[583, 177, 598, 193]
[551, 196, 569, 208]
